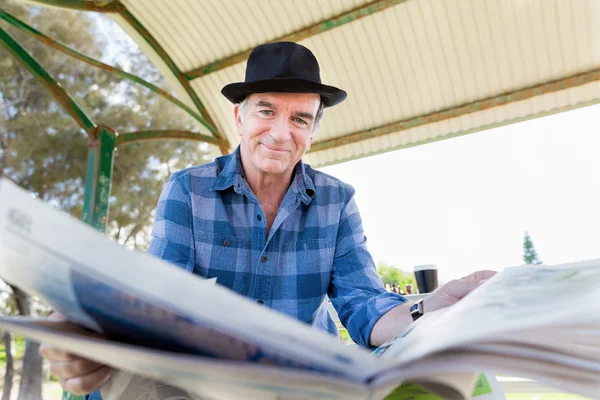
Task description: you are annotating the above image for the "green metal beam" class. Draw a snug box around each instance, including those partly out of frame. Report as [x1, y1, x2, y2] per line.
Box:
[22, 0, 232, 154]
[309, 67, 600, 153]
[19, 0, 117, 12]
[115, 129, 220, 147]
[0, 10, 219, 137]
[0, 25, 97, 133]
[80, 130, 116, 400]
[82, 126, 116, 231]
[113, 2, 230, 154]
[183, 0, 409, 80]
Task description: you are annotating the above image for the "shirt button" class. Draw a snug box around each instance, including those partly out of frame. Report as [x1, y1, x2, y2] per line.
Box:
[261, 255, 268, 263]
[223, 239, 231, 247]
[257, 215, 262, 221]
[256, 299, 264, 305]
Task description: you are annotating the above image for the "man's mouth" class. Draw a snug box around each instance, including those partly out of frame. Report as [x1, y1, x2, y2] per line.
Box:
[261, 143, 289, 152]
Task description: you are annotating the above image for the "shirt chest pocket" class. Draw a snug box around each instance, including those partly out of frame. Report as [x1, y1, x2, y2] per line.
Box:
[282, 238, 336, 275]
[276, 238, 335, 322]
[194, 231, 251, 282]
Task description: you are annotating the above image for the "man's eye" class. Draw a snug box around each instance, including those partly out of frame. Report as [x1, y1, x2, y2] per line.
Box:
[294, 118, 307, 125]
[260, 110, 273, 116]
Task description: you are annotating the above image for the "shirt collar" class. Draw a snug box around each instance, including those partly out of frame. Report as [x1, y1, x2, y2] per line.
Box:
[211, 146, 315, 204]
[211, 146, 245, 192]
[293, 160, 316, 205]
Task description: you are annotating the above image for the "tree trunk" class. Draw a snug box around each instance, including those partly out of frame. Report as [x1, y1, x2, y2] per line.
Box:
[11, 286, 30, 316]
[1, 331, 14, 400]
[17, 341, 43, 400]
[10, 286, 43, 400]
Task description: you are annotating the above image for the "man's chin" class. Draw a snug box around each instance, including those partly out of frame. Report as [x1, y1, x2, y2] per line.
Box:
[258, 160, 289, 175]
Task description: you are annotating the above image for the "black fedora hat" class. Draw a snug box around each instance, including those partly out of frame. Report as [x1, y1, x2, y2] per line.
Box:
[221, 42, 347, 107]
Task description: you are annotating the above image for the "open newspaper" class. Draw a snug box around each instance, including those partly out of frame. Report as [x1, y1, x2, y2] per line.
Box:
[0, 177, 598, 399]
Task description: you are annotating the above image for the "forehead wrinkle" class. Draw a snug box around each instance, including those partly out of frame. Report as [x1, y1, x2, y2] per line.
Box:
[251, 94, 319, 118]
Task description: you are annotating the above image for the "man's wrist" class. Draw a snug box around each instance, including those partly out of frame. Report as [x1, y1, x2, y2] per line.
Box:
[409, 299, 425, 321]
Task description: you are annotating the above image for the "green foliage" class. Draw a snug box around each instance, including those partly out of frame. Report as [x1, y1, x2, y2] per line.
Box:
[0, 0, 212, 250]
[0, 333, 25, 377]
[376, 263, 416, 289]
[523, 231, 542, 265]
[0, 333, 25, 364]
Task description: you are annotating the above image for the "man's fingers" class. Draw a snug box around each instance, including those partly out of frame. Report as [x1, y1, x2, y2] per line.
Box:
[422, 270, 497, 313]
[63, 366, 113, 395]
[40, 313, 113, 394]
[39, 344, 78, 362]
[447, 279, 480, 299]
[447, 270, 497, 299]
[460, 270, 497, 282]
[50, 358, 105, 380]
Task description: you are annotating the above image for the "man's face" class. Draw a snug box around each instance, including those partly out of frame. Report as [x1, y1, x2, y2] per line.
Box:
[234, 92, 321, 177]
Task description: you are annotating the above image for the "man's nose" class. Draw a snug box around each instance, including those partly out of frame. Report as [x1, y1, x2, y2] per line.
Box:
[269, 116, 291, 142]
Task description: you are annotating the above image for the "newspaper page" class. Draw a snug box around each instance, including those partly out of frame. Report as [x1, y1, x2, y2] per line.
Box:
[0, 316, 485, 400]
[378, 259, 600, 362]
[0, 178, 394, 383]
[373, 260, 600, 397]
[0, 317, 370, 400]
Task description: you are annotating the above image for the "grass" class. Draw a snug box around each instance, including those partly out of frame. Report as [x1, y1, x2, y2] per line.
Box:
[507, 395, 588, 400]
[339, 328, 352, 343]
[1, 381, 64, 400]
[42, 382, 64, 400]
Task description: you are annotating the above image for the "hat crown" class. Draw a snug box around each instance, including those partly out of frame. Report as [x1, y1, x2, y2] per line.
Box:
[245, 42, 321, 83]
[221, 41, 346, 107]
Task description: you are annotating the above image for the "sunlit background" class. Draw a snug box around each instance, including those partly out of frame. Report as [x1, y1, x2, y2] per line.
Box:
[323, 104, 600, 283]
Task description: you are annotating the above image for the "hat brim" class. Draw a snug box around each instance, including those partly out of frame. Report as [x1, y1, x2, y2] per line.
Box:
[221, 77, 347, 107]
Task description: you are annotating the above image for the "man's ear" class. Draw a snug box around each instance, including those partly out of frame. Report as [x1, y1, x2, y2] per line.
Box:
[233, 104, 243, 137]
[306, 135, 314, 152]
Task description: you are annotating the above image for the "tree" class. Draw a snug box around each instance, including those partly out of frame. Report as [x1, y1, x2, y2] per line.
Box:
[376, 263, 416, 289]
[0, 283, 48, 400]
[523, 231, 542, 265]
[1, 0, 211, 249]
[11, 287, 42, 400]
[1, 0, 212, 397]
[1, 330, 14, 400]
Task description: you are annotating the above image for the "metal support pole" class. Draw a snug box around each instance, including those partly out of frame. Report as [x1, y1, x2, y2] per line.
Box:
[62, 392, 84, 400]
[82, 127, 117, 232]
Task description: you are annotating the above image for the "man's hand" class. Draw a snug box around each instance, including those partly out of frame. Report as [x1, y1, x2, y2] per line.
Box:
[38, 313, 112, 395]
[422, 270, 497, 313]
[370, 270, 496, 347]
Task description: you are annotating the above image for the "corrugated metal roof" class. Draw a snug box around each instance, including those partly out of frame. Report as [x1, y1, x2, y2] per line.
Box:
[59, 0, 600, 166]
[122, 0, 370, 72]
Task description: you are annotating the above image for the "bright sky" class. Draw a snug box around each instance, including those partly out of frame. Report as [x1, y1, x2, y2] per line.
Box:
[321, 104, 600, 283]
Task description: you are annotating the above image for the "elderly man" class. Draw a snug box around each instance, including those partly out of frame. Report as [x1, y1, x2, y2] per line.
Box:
[40, 42, 494, 399]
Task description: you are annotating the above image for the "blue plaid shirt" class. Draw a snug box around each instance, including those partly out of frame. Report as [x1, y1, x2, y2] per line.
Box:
[148, 146, 406, 346]
[88, 147, 406, 399]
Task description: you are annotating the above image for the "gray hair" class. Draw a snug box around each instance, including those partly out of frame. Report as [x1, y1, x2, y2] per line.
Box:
[238, 96, 325, 132]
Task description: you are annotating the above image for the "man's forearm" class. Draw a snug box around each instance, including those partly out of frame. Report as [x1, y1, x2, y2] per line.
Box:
[369, 302, 414, 347]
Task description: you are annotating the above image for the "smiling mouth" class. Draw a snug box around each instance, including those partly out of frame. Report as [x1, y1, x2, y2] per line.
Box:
[261, 143, 289, 152]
